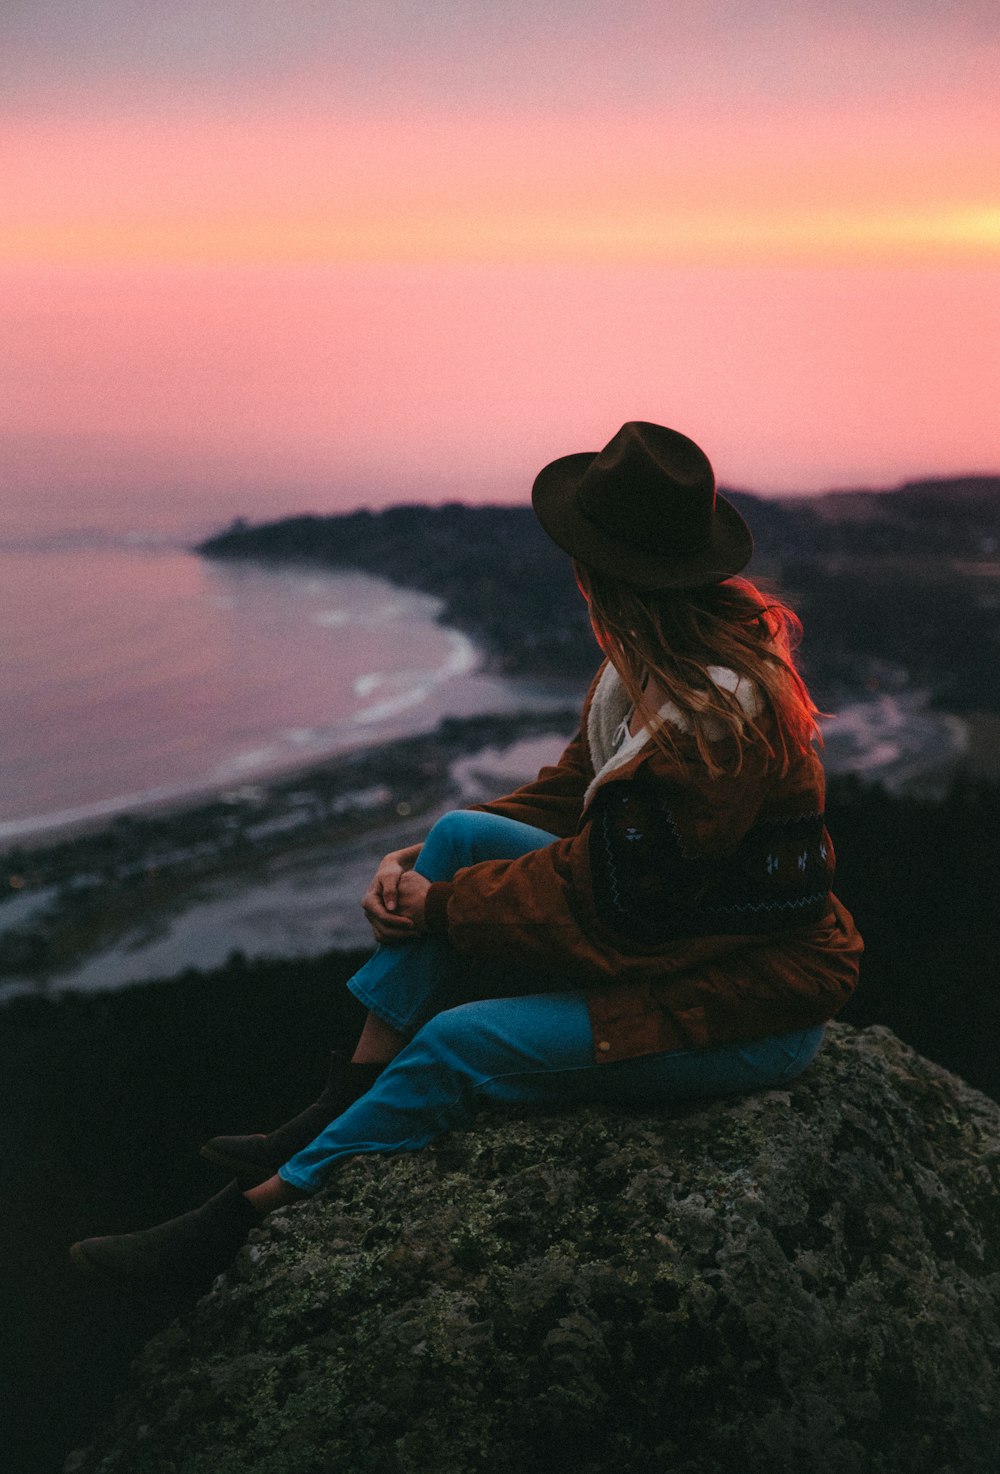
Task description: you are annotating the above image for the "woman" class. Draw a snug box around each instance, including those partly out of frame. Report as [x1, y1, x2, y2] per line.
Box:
[70, 421, 862, 1291]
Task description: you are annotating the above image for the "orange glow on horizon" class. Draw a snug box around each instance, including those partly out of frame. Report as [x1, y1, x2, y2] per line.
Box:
[4, 102, 999, 268]
[3, 49, 998, 500]
[4, 204, 999, 267]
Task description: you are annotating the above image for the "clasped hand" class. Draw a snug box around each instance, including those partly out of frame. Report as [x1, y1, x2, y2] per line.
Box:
[362, 842, 430, 944]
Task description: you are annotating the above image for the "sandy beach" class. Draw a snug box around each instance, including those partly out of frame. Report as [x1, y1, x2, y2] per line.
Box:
[0, 715, 577, 998]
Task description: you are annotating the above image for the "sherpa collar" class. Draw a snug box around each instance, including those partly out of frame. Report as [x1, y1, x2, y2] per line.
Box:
[583, 661, 759, 809]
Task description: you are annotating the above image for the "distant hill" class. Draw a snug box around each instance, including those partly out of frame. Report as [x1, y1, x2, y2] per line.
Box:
[198, 477, 1000, 709]
[775, 475, 1000, 559]
[816, 474, 1000, 512]
[199, 503, 596, 679]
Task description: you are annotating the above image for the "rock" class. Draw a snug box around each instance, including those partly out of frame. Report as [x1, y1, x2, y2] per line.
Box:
[66, 1024, 1000, 1474]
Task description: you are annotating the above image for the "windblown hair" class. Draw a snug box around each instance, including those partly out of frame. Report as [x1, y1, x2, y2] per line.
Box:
[574, 562, 823, 779]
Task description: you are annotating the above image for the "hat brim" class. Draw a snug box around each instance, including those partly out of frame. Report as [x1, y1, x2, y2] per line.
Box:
[532, 451, 753, 589]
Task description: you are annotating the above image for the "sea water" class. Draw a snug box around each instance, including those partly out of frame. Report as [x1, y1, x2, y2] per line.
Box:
[0, 531, 555, 843]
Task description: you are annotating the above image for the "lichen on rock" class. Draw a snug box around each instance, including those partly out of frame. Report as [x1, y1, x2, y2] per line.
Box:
[67, 1024, 1000, 1474]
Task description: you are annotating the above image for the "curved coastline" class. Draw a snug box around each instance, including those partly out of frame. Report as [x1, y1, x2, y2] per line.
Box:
[0, 707, 581, 997]
[1, 535, 576, 851]
[0, 619, 487, 852]
[0, 525, 585, 994]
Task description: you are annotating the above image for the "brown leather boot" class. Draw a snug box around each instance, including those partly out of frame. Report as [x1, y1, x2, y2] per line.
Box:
[199, 1051, 384, 1183]
[70, 1180, 259, 1293]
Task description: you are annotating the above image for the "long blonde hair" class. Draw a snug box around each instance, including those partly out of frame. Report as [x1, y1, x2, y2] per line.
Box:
[574, 562, 822, 779]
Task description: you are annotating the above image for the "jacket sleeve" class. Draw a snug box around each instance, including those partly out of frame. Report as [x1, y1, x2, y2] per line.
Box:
[422, 822, 619, 981]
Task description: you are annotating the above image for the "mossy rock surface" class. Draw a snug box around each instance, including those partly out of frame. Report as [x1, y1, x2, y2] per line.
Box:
[67, 1024, 1000, 1474]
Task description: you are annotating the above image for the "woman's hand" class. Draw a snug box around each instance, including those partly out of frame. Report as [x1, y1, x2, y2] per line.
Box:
[394, 871, 431, 931]
[362, 843, 423, 944]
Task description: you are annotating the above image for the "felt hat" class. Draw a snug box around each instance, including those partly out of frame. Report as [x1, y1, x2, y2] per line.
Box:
[531, 421, 753, 588]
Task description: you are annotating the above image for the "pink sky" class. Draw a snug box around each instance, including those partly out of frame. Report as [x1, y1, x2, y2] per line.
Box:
[2, 1, 998, 519]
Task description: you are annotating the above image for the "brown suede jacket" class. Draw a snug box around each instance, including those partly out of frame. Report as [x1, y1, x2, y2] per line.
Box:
[423, 661, 863, 1064]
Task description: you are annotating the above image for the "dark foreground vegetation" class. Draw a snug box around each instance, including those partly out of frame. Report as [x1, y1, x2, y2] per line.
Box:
[828, 774, 1000, 1087]
[3, 951, 370, 1474]
[4, 772, 999, 1474]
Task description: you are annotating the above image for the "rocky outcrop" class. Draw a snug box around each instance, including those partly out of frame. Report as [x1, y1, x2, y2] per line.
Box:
[67, 1024, 1000, 1474]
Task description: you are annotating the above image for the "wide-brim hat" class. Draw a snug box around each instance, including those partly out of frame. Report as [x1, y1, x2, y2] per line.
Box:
[532, 421, 753, 588]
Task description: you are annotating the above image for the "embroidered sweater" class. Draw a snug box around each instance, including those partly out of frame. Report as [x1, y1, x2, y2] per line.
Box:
[423, 661, 863, 1063]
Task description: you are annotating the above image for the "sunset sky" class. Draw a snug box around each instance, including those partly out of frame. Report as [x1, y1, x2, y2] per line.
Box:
[3, 0, 998, 528]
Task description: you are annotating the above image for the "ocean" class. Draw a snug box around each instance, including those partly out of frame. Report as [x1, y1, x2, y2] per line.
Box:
[0, 516, 561, 844]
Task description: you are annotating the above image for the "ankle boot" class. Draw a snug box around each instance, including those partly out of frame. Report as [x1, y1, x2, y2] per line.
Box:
[200, 1051, 384, 1183]
[70, 1180, 259, 1292]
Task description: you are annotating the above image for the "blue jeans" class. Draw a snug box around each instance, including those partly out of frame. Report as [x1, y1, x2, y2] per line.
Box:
[279, 811, 825, 1194]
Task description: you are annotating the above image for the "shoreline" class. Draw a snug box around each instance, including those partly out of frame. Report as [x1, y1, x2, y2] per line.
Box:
[0, 707, 581, 995]
[0, 736, 451, 853]
[1, 672, 584, 854]
[6, 684, 975, 857]
[1, 653, 986, 998]
[0, 531, 583, 853]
